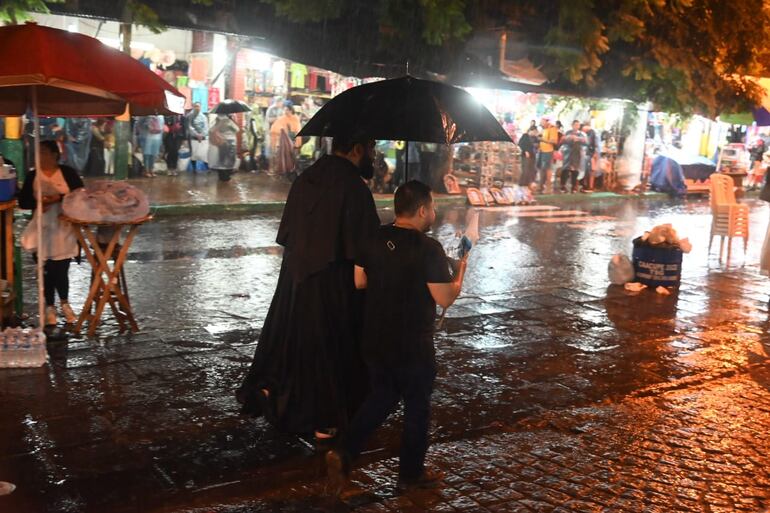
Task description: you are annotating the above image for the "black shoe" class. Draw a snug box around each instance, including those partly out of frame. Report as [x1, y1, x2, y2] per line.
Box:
[325, 449, 350, 495]
[396, 469, 445, 492]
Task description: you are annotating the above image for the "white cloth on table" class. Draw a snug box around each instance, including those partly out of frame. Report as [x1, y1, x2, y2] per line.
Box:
[62, 180, 149, 224]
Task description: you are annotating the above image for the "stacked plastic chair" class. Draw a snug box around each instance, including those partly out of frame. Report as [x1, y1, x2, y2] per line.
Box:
[708, 173, 749, 262]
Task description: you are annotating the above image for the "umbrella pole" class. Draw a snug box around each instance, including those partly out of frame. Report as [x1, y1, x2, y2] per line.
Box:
[31, 87, 45, 329]
[405, 140, 409, 183]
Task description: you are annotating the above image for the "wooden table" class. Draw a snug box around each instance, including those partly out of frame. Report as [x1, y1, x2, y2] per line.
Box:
[61, 215, 151, 337]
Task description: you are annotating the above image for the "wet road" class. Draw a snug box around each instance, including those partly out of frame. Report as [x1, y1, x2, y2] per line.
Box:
[2, 195, 770, 512]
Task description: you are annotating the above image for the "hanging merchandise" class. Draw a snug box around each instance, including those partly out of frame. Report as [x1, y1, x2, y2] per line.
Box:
[208, 88, 221, 110]
[192, 87, 209, 112]
[178, 86, 192, 110]
[290, 62, 308, 89]
[272, 60, 286, 88]
[190, 56, 210, 82]
[159, 50, 177, 68]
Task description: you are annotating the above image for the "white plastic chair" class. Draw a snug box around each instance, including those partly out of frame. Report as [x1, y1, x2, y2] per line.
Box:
[708, 173, 749, 262]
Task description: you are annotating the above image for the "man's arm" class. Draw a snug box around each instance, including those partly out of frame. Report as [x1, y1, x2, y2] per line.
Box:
[427, 257, 467, 309]
[354, 265, 368, 289]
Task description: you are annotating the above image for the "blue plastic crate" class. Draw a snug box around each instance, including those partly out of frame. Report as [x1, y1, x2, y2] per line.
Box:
[0, 178, 16, 202]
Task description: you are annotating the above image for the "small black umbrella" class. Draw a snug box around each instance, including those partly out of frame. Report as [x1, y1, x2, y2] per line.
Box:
[297, 76, 511, 180]
[210, 99, 252, 115]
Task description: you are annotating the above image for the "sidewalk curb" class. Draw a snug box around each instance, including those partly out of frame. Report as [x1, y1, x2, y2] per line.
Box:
[147, 191, 674, 217]
[148, 195, 470, 217]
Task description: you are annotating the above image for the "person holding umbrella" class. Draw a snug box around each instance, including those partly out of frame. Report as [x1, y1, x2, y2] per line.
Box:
[236, 130, 380, 442]
[208, 100, 251, 181]
[208, 114, 241, 182]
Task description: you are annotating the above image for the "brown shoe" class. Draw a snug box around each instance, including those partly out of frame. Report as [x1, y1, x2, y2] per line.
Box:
[396, 468, 444, 492]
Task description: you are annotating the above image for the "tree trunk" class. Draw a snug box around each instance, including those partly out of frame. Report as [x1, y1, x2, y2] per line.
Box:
[114, 21, 133, 180]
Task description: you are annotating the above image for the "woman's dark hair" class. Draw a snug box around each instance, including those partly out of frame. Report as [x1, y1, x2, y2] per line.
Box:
[39, 140, 60, 158]
[394, 180, 432, 217]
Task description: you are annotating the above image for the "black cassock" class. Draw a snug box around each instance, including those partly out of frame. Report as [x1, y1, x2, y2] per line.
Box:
[237, 155, 380, 434]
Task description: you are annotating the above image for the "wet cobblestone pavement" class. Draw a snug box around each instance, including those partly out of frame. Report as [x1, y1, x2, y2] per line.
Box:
[2, 196, 770, 512]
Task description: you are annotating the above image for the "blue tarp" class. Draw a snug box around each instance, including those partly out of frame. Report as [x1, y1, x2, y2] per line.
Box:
[660, 150, 716, 182]
[650, 155, 687, 197]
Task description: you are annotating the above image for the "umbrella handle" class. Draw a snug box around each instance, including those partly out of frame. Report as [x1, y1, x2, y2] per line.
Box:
[31, 86, 45, 329]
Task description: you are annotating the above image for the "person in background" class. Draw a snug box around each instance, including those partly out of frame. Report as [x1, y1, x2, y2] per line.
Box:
[748, 138, 767, 191]
[502, 113, 516, 141]
[208, 114, 241, 182]
[555, 120, 564, 140]
[559, 120, 588, 194]
[246, 98, 266, 172]
[103, 124, 115, 175]
[185, 102, 209, 169]
[264, 96, 285, 160]
[518, 125, 539, 187]
[63, 118, 93, 172]
[537, 117, 559, 194]
[269, 101, 301, 174]
[139, 114, 164, 177]
[326, 180, 468, 494]
[84, 119, 106, 177]
[18, 140, 84, 326]
[164, 115, 185, 176]
[581, 122, 600, 192]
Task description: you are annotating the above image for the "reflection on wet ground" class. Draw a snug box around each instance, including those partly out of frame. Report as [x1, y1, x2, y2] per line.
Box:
[2, 196, 770, 512]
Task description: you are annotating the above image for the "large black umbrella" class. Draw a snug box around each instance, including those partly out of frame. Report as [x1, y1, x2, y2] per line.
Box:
[210, 99, 252, 114]
[298, 75, 511, 144]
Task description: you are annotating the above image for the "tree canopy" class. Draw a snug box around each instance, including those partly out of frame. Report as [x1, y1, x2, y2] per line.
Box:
[6, 0, 769, 115]
[262, 0, 770, 115]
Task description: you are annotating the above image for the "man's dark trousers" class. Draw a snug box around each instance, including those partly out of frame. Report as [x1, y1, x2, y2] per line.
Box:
[343, 362, 436, 480]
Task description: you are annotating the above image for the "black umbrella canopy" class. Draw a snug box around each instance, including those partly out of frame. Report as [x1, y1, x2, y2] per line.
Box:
[210, 99, 252, 114]
[298, 76, 512, 144]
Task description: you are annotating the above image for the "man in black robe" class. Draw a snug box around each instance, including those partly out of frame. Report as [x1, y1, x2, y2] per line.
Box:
[237, 132, 380, 439]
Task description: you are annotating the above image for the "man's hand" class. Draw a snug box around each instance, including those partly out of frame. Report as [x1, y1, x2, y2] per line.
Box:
[428, 253, 469, 309]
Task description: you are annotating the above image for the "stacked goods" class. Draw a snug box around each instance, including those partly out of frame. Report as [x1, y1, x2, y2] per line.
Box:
[0, 328, 47, 368]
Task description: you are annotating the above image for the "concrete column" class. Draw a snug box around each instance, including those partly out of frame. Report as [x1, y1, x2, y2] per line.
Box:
[113, 22, 133, 180]
[617, 104, 648, 190]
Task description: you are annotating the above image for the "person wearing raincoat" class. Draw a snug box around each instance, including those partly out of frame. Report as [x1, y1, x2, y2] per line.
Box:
[558, 120, 588, 193]
[269, 101, 301, 175]
[208, 114, 241, 181]
[19, 140, 83, 326]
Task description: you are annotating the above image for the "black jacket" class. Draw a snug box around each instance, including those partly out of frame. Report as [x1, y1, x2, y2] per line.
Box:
[518, 133, 536, 157]
[18, 166, 84, 210]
